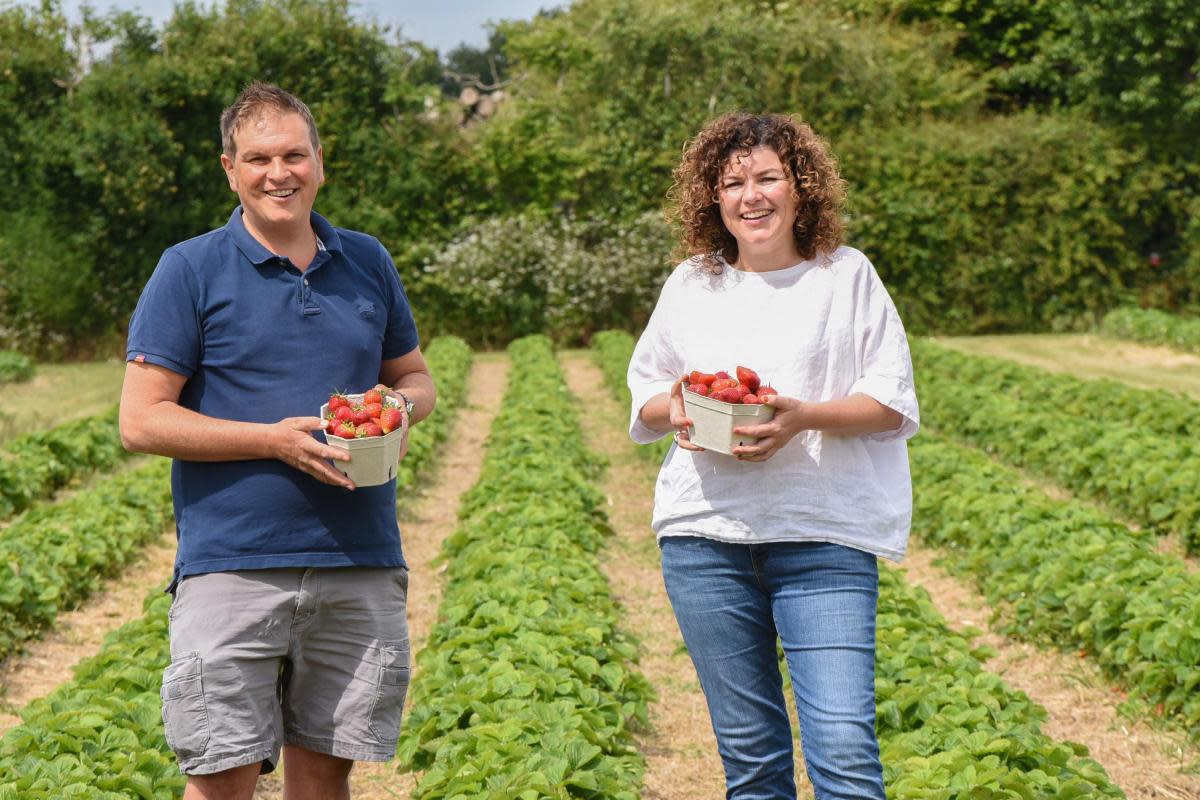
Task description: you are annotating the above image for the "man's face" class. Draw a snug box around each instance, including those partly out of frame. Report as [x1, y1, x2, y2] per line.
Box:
[220, 111, 324, 237]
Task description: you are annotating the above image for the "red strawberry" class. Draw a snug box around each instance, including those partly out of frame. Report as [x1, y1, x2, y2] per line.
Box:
[334, 421, 357, 439]
[364, 388, 383, 406]
[334, 405, 354, 422]
[709, 378, 737, 393]
[736, 384, 752, 398]
[328, 392, 351, 411]
[686, 383, 709, 396]
[324, 415, 339, 434]
[381, 410, 405, 434]
[736, 366, 760, 393]
[350, 406, 372, 425]
[359, 422, 384, 437]
[362, 402, 383, 419]
[714, 387, 743, 403]
[743, 394, 761, 404]
[714, 370, 731, 380]
[757, 386, 778, 399]
[380, 407, 403, 434]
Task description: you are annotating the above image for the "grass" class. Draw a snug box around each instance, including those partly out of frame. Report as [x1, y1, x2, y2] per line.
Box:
[933, 333, 1200, 399]
[0, 360, 125, 445]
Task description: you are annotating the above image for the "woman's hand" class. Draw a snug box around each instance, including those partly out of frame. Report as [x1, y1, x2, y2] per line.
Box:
[730, 394, 807, 462]
[669, 378, 706, 452]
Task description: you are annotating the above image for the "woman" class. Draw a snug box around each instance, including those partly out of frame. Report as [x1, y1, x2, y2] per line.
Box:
[628, 113, 918, 799]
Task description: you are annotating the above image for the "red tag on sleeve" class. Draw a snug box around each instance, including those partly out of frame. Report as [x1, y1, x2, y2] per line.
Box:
[133, 355, 145, 363]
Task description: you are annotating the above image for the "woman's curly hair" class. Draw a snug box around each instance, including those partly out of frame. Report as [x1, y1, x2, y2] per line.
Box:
[669, 113, 846, 273]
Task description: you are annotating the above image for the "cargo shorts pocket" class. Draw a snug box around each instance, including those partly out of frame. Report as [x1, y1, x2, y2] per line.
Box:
[161, 652, 211, 759]
[366, 642, 410, 743]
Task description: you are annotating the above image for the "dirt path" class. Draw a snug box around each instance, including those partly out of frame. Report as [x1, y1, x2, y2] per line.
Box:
[253, 355, 510, 799]
[898, 545, 1200, 799]
[560, 353, 786, 798]
[0, 528, 176, 732]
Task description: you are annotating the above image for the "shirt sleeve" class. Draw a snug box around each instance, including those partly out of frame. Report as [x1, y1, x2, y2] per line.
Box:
[848, 256, 920, 442]
[125, 248, 202, 378]
[378, 240, 421, 360]
[628, 268, 685, 444]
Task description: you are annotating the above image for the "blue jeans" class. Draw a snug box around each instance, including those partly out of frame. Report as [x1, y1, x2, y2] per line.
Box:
[660, 537, 885, 800]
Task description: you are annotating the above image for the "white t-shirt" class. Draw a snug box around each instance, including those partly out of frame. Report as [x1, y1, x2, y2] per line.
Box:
[627, 247, 919, 561]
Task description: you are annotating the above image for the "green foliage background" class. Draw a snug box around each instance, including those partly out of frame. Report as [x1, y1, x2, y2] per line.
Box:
[0, 0, 1195, 354]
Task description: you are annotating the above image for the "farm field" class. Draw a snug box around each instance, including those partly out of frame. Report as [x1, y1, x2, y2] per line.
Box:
[0, 335, 1198, 798]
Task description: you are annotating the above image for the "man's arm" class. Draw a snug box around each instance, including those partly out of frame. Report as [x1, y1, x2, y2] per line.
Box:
[378, 346, 436, 427]
[119, 360, 354, 488]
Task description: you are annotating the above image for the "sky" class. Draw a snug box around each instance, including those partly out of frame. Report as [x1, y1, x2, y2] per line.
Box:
[40, 0, 561, 52]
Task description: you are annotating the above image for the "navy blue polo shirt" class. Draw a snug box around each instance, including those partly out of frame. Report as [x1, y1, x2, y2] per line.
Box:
[127, 207, 419, 587]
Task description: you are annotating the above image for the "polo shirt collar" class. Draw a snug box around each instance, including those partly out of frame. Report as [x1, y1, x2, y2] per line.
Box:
[226, 205, 343, 265]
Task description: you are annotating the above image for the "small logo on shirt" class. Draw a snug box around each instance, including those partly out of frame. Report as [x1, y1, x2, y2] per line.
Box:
[358, 302, 376, 318]
[133, 354, 146, 363]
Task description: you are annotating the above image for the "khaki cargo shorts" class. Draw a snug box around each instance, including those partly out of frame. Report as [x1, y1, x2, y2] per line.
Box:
[162, 567, 410, 775]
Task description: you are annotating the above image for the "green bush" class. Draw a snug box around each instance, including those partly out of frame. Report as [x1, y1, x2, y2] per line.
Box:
[1101, 307, 1200, 354]
[840, 112, 1162, 333]
[416, 211, 674, 346]
[0, 351, 33, 384]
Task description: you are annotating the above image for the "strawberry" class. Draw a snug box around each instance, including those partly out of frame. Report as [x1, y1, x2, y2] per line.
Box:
[709, 378, 737, 393]
[364, 388, 383, 406]
[757, 386, 778, 399]
[686, 383, 709, 396]
[328, 392, 351, 412]
[736, 366, 761, 393]
[714, 370, 731, 380]
[324, 414, 339, 434]
[362, 402, 383, 419]
[713, 387, 743, 403]
[359, 421, 384, 437]
[334, 421, 357, 439]
[334, 405, 354, 422]
[743, 394, 761, 404]
[736, 384, 752, 398]
[350, 406, 372, 425]
[380, 406, 403, 434]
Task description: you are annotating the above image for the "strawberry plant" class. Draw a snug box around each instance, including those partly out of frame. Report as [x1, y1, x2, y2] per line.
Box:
[397, 335, 653, 799]
[589, 330, 671, 464]
[912, 340, 1200, 554]
[1101, 307, 1200, 355]
[0, 406, 130, 521]
[911, 432, 1200, 740]
[0, 458, 172, 661]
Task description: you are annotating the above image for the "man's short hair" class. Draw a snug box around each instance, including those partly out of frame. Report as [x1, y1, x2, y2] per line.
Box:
[220, 81, 321, 157]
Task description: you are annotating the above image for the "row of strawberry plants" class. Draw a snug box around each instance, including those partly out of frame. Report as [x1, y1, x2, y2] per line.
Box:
[587, 333, 1122, 796]
[588, 330, 670, 464]
[912, 340, 1200, 554]
[910, 432, 1200, 741]
[1101, 307, 1200, 355]
[0, 406, 130, 521]
[396, 335, 653, 798]
[874, 565, 1120, 796]
[0, 458, 173, 664]
[914, 339, 1200, 440]
[0, 336, 475, 798]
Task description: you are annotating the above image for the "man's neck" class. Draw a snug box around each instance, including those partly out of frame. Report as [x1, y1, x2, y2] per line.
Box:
[243, 213, 318, 271]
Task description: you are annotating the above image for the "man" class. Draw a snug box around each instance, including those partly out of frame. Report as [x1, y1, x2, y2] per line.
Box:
[119, 82, 434, 800]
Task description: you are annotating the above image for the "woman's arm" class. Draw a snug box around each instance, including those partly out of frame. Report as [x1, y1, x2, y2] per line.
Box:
[730, 393, 902, 462]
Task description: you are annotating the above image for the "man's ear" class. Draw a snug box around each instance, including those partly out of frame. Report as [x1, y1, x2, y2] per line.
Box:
[316, 145, 325, 186]
[220, 152, 238, 193]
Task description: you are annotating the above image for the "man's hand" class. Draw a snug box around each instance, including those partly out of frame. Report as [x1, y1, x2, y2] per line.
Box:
[268, 417, 356, 490]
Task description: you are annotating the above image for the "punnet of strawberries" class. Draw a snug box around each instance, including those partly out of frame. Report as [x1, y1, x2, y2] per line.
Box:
[683, 366, 778, 405]
[323, 388, 404, 439]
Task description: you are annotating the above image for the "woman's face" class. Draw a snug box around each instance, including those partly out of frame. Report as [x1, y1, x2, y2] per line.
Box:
[717, 146, 798, 256]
